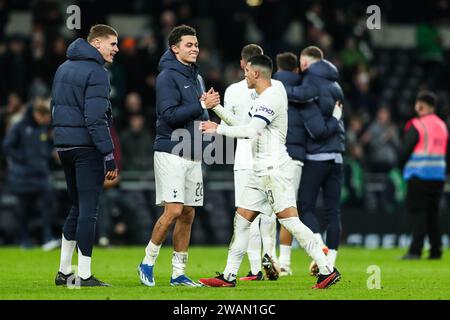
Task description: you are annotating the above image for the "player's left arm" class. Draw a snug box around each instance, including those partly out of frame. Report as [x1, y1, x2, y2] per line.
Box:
[302, 101, 342, 140]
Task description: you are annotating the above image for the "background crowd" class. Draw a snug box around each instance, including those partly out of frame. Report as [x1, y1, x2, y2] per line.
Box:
[1, 0, 450, 247]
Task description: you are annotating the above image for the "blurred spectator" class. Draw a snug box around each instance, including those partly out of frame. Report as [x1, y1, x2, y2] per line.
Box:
[416, 21, 444, 66]
[416, 20, 445, 90]
[118, 37, 146, 94]
[361, 106, 403, 211]
[47, 36, 67, 83]
[98, 125, 152, 246]
[2, 97, 58, 249]
[3, 93, 25, 129]
[0, 36, 30, 100]
[328, 9, 353, 52]
[351, 63, 376, 119]
[344, 114, 366, 207]
[0, 0, 10, 42]
[305, 1, 326, 44]
[31, 0, 63, 50]
[120, 92, 145, 130]
[197, 47, 226, 94]
[362, 106, 400, 173]
[120, 113, 153, 171]
[339, 37, 367, 77]
[157, 10, 177, 49]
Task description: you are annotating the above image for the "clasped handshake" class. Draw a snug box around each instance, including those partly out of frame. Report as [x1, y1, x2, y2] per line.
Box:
[199, 87, 220, 134]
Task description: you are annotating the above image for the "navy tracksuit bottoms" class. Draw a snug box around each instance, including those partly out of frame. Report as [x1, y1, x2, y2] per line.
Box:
[298, 160, 343, 250]
[58, 148, 105, 257]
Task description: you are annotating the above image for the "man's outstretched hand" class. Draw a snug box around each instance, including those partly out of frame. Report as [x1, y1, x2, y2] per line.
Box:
[199, 120, 219, 134]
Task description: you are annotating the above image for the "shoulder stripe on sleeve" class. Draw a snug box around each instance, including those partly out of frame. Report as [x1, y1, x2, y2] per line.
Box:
[253, 114, 270, 125]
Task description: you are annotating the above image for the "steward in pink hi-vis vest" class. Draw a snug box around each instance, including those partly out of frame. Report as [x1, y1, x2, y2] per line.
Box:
[403, 114, 448, 181]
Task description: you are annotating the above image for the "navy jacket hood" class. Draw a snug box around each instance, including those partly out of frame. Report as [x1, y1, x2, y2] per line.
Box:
[67, 38, 105, 65]
[308, 59, 339, 81]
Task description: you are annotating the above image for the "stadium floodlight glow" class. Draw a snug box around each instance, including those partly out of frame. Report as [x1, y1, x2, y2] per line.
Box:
[246, 0, 263, 7]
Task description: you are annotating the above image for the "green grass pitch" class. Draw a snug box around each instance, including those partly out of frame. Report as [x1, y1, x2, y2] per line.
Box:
[1, 246, 449, 300]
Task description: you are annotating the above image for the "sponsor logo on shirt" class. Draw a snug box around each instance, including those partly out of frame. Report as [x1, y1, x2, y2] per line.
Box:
[258, 105, 274, 116]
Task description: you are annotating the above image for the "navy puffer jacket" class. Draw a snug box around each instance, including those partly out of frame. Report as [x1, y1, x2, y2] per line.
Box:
[285, 60, 345, 155]
[51, 38, 113, 155]
[153, 49, 209, 160]
[272, 70, 307, 162]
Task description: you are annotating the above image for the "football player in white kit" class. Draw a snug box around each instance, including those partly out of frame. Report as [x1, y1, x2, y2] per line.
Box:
[221, 44, 284, 281]
[198, 55, 341, 288]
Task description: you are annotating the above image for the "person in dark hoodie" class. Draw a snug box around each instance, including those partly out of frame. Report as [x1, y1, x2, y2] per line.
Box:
[280, 46, 345, 276]
[273, 51, 343, 276]
[2, 97, 55, 249]
[51, 24, 119, 287]
[138, 25, 220, 287]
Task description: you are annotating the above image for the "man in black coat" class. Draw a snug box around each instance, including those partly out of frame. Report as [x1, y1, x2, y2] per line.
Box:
[51, 24, 119, 287]
[3, 98, 55, 249]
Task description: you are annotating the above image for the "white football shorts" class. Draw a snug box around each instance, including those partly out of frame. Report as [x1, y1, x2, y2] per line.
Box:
[291, 159, 304, 199]
[154, 151, 203, 206]
[237, 159, 297, 215]
[234, 169, 272, 216]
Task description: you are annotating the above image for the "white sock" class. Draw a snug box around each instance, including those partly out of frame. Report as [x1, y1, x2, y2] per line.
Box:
[172, 251, 188, 278]
[260, 214, 278, 264]
[77, 248, 91, 280]
[223, 213, 252, 281]
[314, 233, 326, 247]
[279, 217, 333, 275]
[143, 241, 161, 266]
[327, 249, 338, 268]
[59, 234, 76, 275]
[279, 244, 292, 268]
[247, 215, 262, 275]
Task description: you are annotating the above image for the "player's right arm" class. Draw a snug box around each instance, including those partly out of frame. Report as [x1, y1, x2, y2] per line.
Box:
[214, 86, 242, 126]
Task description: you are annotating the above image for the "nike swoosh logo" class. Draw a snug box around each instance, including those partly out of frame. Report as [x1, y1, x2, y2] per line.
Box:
[184, 85, 190, 89]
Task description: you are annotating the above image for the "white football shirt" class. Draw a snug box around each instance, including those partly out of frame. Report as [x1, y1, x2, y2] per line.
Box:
[249, 85, 291, 173]
[223, 79, 287, 170]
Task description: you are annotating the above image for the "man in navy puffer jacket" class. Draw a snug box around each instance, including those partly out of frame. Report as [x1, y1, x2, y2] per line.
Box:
[273, 51, 343, 276]
[138, 25, 220, 288]
[281, 46, 345, 275]
[51, 24, 119, 287]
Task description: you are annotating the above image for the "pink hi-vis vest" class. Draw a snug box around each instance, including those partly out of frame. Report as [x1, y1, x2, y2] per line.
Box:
[403, 114, 448, 181]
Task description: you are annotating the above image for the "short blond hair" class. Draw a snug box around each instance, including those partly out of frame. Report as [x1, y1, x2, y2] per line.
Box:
[301, 46, 324, 60]
[87, 24, 118, 43]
